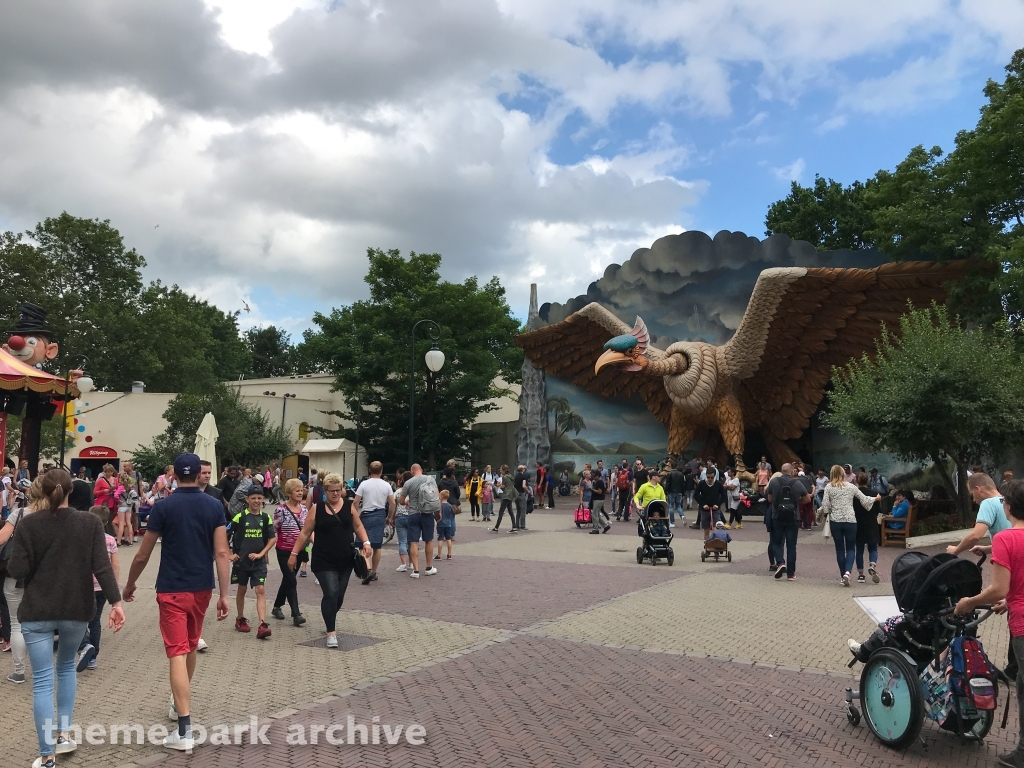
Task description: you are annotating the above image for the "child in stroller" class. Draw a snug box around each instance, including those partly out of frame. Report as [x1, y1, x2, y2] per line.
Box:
[844, 551, 1003, 748]
[636, 499, 673, 566]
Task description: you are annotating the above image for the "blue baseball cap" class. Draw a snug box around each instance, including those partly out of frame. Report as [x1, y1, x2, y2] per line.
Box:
[174, 453, 202, 478]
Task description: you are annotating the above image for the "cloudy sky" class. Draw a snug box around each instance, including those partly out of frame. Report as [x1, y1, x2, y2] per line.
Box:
[1, 0, 1022, 336]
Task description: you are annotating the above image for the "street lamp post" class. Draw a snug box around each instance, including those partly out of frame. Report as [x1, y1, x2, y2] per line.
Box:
[58, 356, 94, 471]
[408, 320, 445, 468]
[264, 391, 297, 430]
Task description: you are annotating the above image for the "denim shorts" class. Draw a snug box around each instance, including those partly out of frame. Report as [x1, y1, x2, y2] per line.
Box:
[437, 520, 455, 540]
[406, 512, 436, 543]
[360, 508, 387, 549]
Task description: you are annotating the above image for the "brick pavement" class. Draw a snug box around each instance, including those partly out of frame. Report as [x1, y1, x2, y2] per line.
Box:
[0, 508, 1017, 768]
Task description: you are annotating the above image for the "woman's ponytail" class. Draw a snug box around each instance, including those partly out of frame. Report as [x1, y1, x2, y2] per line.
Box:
[39, 468, 74, 513]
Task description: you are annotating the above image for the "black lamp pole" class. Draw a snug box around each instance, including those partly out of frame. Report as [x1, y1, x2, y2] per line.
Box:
[408, 320, 441, 468]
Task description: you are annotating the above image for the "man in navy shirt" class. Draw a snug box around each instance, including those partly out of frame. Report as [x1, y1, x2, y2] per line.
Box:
[123, 453, 232, 751]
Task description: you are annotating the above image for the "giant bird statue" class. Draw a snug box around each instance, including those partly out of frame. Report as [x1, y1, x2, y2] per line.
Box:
[517, 261, 972, 470]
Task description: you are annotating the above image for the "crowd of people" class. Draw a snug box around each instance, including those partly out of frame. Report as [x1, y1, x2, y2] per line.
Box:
[1, 449, 1021, 766]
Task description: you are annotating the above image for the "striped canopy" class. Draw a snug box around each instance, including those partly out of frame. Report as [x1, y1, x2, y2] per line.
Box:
[0, 347, 80, 397]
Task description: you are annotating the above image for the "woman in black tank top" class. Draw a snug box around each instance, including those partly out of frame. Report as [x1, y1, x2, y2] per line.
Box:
[288, 475, 372, 647]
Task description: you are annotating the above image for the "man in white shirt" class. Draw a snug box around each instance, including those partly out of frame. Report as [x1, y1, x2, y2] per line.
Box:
[353, 461, 396, 585]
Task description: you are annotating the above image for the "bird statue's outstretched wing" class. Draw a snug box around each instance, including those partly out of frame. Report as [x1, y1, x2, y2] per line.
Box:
[719, 260, 975, 440]
[517, 303, 673, 425]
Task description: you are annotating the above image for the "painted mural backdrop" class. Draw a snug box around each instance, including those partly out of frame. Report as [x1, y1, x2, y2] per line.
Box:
[538, 230, 911, 475]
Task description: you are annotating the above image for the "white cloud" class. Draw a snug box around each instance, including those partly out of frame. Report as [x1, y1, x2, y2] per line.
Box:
[816, 115, 848, 134]
[772, 158, 805, 183]
[0, 0, 1022, 323]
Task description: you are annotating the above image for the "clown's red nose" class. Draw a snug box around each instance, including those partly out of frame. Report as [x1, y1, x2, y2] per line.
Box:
[7, 335, 25, 351]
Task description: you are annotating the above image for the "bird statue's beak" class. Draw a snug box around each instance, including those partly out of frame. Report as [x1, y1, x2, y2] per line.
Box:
[595, 348, 647, 374]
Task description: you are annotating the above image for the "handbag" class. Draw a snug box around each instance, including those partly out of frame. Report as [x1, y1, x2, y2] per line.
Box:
[351, 542, 370, 580]
[822, 514, 832, 540]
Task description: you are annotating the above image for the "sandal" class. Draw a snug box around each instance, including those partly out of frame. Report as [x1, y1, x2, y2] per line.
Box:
[446, 554, 452, 559]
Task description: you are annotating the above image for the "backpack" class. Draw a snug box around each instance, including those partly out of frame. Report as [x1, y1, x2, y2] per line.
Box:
[774, 482, 797, 523]
[943, 636, 998, 713]
[417, 477, 442, 514]
[616, 470, 630, 490]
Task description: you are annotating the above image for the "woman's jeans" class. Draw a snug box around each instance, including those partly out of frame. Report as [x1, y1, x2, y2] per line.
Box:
[396, 514, 410, 556]
[274, 548, 301, 617]
[313, 566, 353, 633]
[830, 521, 858, 576]
[3, 577, 27, 675]
[22, 619, 88, 756]
[855, 541, 879, 571]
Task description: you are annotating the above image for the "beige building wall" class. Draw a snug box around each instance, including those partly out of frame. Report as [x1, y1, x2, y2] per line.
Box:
[68, 391, 174, 463]
[62, 375, 521, 470]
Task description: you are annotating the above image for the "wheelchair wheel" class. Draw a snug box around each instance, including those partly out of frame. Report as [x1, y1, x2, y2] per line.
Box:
[636, 547, 644, 564]
[847, 705, 861, 727]
[859, 648, 924, 749]
[383, 523, 395, 545]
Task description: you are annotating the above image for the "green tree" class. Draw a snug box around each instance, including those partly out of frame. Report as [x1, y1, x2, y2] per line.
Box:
[4, 413, 72, 462]
[765, 176, 873, 250]
[824, 305, 1024, 523]
[132, 383, 292, 475]
[298, 248, 523, 471]
[0, 213, 252, 393]
[245, 325, 294, 378]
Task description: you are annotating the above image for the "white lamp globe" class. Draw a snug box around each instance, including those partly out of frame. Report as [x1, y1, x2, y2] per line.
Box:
[77, 375, 94, 394]
[424, 346, 445, 373]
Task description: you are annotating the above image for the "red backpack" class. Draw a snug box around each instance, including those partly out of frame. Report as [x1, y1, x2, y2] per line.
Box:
[615, 469, 630, 490]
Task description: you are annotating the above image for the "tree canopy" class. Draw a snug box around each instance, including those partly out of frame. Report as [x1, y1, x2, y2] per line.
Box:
[0, 213, 252, 393]
[824, 305, 1024, 522]
[298, 248, 523, 471]
[245, 325, 295, 379]
[766, 48, 1024, 326]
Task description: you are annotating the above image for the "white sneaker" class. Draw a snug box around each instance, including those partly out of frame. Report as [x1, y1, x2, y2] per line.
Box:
[314, 577, 320, 585]
[196, 638, 208, 653]
[163, 730, 194, 751]
[396, 564, 407, 572]
[410, 570, 420, 578]
[424, 567, 438, 575]
[169, 696, 178, 721]
[848, 639, 862, 657]
[55, 735, 77, 754]
[669, 523, 676, 528]
[326, 634, 339, 648]
[32, 758, 55, 768]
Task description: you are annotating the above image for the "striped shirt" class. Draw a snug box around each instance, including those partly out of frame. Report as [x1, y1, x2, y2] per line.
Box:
[273, 503, 308, 552]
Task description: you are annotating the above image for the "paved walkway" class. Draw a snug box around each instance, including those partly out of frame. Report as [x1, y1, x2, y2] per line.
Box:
[0, 505, 1016, 767]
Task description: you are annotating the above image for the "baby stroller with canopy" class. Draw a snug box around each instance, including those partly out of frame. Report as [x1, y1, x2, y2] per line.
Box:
[636, 499, 674, 566]
[844, 552, 1003, 749]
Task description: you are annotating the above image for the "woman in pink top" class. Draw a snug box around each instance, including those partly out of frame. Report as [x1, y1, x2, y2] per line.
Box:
[271, 478, 308, 626]
[956, 479, 1024, 759]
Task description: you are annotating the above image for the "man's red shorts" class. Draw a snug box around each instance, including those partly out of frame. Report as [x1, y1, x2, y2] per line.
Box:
[156, 590, 212, 658]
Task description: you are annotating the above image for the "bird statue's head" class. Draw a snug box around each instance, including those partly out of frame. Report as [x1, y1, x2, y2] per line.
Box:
[595, 317, 650, 373]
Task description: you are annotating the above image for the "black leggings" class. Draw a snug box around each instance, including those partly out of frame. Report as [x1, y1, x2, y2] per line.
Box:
[313, 565, 353, 632]
[495, 499, 515, 529]
[728, 507, 743, 525]
[470, 498, 480, 517]
[274, 549, 300, 617]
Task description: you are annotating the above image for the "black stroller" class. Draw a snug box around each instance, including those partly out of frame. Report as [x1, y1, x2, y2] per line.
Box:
[636, 499, 674, 566]
[844, 552, 1003, 749]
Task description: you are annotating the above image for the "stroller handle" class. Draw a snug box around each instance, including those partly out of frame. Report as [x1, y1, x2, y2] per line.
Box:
[939, 605, 994, 630]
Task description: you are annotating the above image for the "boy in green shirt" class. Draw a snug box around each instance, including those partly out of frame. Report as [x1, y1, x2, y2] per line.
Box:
[231, 485, 276, 639]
